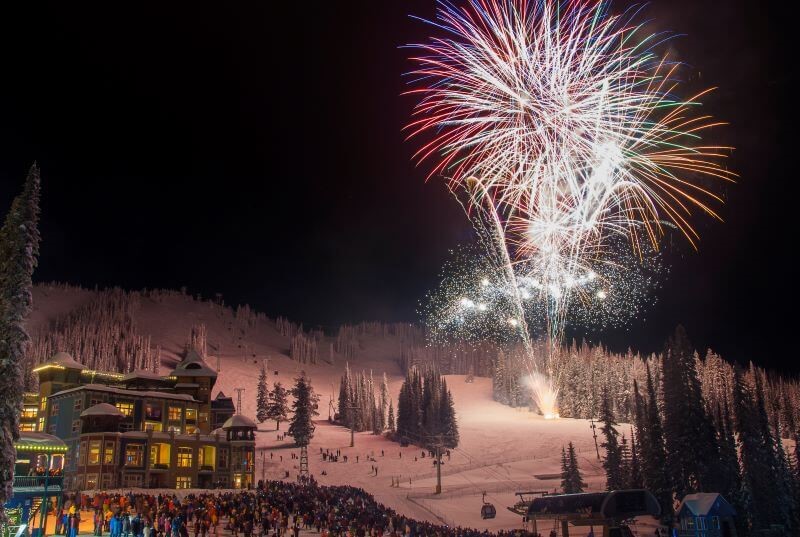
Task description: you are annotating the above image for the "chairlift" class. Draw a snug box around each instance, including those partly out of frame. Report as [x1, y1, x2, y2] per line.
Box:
[481, 492, 496, 520]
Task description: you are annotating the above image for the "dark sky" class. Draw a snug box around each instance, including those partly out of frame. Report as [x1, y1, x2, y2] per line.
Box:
[0, 2, 794, 372]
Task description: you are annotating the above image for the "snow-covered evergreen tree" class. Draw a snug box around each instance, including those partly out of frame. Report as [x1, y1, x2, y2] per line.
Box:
[267, 382, 289, 430]
[256, 362, 269, 423]
[0, 165, 40, 519]
[599, 388, 624, 491]
[288, 372, 319, 446]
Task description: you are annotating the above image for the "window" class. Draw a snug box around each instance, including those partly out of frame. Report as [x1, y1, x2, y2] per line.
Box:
[39, 418, 45, 432]
[40, 397, 47, 411]
[199, 446, 216, 470]
[90, 397, 105, 406]
[115, 402, 134, 417]
[88, 440, 101, 465]
[176, 476, 192, 489]
[185, 408, 197, 422]
[123, 474, 142, 487]
[125, 444, 144, 467]
[79, 442, 87, 466]
[22, 407, 38, 419]
[150, 444, 170, 466]
[218, 449, 228, 469]
[48, 424, 56, 435]
[73, 399, 83, 412]
[177, 447, 193, 468]
[20, 423, 36, 432]
[168, 406, 183, 421]
[167, 425, 182, 434]
[101, 474, 113, 489]
[145, 402, 162, 421]
[104, 442, 115, 464]
[144, 421, 163, 432]
[185, 425, 198, 435]
[711, 516, 720, 529]
[50, 402, 59, 416]
[685, 518, 695, 530]
[72, 420, 81, 434]
[86, 474, 98, 490]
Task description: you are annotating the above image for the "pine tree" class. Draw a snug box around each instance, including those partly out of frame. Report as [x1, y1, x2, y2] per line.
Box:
[0, 165, 41, 518]
[379, 373, 390, 432]
[561, 443, 586, 494]
[628, 429, 643, 489]
[733, 366, 780, 531]
[267, 382, 289, 430]
[338, 365, 351, 425]
[560, 446, 570, 493]
[662, 326, 721, 497]
[643, 362, 673, 519]
[256, 363, 269, 423]
[387, 399, 396, 434]
[439, 379, 459, 449]
[288, 372, 319, 446]
[599, 388, 624, 490]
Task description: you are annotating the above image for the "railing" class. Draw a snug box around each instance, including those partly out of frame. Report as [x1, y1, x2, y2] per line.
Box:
[12, 475, 63, 488]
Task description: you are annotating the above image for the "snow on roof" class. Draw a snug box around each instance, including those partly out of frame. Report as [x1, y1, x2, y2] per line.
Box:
[678, 493, 735, 517]
[15, 432, 68, 450]
[50, 383, 197, 402]
[81, 403, 126, 418]
[222, 414, 257, 429]
[170, 349, 217, 378]
[121, 370, 166, 381]
[42, 351, 87, 370]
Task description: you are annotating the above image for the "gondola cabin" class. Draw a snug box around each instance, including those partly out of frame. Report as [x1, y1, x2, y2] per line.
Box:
[481, 492, 496, 519]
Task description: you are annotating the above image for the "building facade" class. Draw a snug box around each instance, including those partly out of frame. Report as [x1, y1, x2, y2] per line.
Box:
[31, 350, 256, 491]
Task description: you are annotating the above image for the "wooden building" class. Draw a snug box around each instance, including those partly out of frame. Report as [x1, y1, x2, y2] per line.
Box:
[31, 350, 255, 491]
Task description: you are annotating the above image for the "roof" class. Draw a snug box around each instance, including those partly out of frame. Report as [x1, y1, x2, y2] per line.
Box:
[50, 383, 197, 402]
[81, 403, 126, 418]
[170, 349, 218, 378]
[528, 490, 661, 520]
[14, 432, 68, 452]
[34, 351, 87, 371]
[678, 493, 736, 518]
[222, 414, 257, 429]
[174, 383, 200, 388]
[121, 370, 167, 382]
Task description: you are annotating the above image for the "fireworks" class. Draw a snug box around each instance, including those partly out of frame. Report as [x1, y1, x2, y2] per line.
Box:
[407, 0, 733, 416]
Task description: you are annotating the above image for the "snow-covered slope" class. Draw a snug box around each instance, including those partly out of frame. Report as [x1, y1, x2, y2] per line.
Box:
[27, 285, 621, 535]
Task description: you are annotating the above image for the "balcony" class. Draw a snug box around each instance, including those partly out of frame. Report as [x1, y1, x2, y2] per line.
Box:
[13, 475, 63, 491]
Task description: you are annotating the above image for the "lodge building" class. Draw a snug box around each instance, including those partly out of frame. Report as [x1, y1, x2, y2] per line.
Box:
[30, 350, 256, 491]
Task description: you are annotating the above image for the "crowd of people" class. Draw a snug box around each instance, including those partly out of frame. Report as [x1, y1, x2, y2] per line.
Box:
[50, 479, 540, 537]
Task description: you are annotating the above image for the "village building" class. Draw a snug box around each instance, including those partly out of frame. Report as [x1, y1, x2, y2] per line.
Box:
[30, 349, 256, 491]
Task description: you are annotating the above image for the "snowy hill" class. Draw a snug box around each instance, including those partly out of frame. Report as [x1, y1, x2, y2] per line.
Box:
[25, 284, 620, 535]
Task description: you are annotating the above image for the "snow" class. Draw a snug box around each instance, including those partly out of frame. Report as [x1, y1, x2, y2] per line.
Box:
[26, 286, 654, 534]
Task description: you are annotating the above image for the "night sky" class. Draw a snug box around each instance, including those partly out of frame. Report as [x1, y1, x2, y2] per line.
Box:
[0, 2, 794, 371]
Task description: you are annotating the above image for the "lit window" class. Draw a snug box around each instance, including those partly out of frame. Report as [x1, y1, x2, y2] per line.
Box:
[144, 421, 163, 432]
[20, 423, 36, 432]
[186, 408, 197, 422]
[177, 447, 193, 468]
[39, 418, 45, 432]
[88, 441, 101, 465]
[150, 444, 170, 466]
[40, 397, 47, 411]
[22, 407, 38, 419]
[116, 402, 134, 417]
[168, 406, 183, 421]
[125, 444, 144, 466]
[104, 442, 115, 464]
[175, 476, 192, 489]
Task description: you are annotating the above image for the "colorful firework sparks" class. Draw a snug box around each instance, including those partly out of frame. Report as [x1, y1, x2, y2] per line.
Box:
[406, 0, 733, 414]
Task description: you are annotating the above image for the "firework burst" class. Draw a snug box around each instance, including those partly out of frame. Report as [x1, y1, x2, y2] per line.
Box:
[406, 0, 733, 414]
